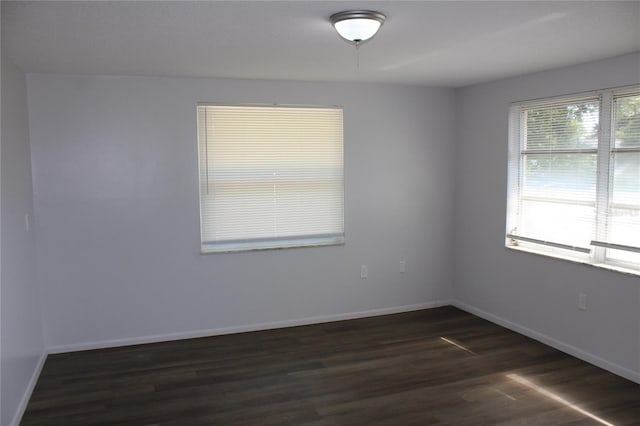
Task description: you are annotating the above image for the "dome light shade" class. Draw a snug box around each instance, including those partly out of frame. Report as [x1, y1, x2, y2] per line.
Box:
[330, 10, 386, 44]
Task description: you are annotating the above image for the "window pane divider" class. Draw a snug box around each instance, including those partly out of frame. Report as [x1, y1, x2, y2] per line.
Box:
[590, 241, 640, 254]
[507, 234, 591, 253]
[593, 92, 612, 263]
[522, 148, 598, 155]
[520, 195, 595, 207]
[610, 147, 640, 153]
[609, 202, 640, 210]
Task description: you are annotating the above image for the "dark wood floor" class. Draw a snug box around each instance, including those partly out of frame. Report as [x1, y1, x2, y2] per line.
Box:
[21, 306, 640, 425]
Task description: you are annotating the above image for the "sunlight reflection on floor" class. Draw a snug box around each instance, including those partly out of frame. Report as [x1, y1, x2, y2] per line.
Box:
[439, 336, 477, 355]
[507, 373, 615, 426]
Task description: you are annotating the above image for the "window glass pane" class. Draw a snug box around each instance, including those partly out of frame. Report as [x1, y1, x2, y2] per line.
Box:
[608, 93, 640, 266]
[522, 153, 596, 201]
[608, 209, 640, 246]
[614, 94, 640, 148]
[606, 246, 640, 266]
[524, 100, 599, 150]
[519, 199, 594, 247]
[611, 152, 640, 207]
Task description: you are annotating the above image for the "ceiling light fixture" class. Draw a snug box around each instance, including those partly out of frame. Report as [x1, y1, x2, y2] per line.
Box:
[330, 10, 386, 46]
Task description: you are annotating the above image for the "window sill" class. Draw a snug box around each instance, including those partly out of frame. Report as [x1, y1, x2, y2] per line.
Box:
[505, 245, 640, 277]
[201, 236, 345, 254]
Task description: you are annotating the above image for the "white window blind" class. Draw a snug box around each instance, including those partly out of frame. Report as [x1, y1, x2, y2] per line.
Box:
[506, 87, 640, 274]
[508, 96, 600, 252]
[599, 91, 640, 266]
[197, 104, 344, 253]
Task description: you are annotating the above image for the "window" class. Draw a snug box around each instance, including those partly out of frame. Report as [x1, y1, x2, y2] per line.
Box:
[197, 104, 344, 253]
[506, 86, 640, 274]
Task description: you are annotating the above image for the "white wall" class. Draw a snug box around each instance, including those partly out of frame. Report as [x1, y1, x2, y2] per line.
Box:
[454, 52, 640, 382]
[1, 52, 46, 424]
[26, 75, 456, 351]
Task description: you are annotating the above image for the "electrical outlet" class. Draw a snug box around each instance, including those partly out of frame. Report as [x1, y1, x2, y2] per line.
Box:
[399, 261, 406, 273]
[578, 293, 587, 310]
[360, 265, 368, 279]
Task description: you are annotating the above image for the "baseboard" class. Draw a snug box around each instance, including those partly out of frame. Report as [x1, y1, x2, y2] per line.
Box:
[48, 299, 453, 354]
[10, 351, 47, 426]
[452, 300, 640, 384]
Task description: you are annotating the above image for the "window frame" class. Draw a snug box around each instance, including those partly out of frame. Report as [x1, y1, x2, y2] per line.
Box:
[506, 85, 640, 275]
[196, 103, 345, 254]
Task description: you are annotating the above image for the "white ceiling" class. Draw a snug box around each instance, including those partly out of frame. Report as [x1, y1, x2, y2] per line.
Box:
[3, 1, 640, 87]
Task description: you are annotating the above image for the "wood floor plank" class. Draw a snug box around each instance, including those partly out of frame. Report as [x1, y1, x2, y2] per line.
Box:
[20, 306, 640, 425]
